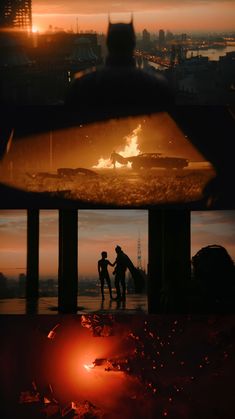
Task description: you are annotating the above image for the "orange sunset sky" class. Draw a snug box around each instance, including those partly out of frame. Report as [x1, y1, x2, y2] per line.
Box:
[0, 210, 235, 279]
[32, 0, 235, 33]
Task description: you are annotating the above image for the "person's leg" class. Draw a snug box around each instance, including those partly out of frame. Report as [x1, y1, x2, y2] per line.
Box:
[105, 274, 113, 299]
[120, 273, 126, 300]
[100, 276, 105, 299]
[115, 274, 121, 300]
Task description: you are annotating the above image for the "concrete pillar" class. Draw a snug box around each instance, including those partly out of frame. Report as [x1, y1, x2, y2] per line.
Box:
[162, 210, 191, 312]
[148, 210, 191, 313]
[148, 210, 164, 313]
[58, 210, 78, 313]
[26, 209, 39, 300]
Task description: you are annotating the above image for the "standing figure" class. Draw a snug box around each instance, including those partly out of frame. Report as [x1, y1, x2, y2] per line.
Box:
[98, 251, 114, 300]
[113, 245, 130, 301]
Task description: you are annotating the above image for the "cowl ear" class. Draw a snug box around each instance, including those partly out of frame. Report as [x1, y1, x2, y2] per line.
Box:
[130, 13, 134, 25]
[107, 13, 111, 28]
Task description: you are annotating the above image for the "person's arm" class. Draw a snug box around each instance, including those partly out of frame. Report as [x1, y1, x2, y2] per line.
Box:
[98, 261, 101, 275]
[108, 260, 115, 267]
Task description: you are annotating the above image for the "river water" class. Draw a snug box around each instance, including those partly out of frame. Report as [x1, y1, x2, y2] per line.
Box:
[187, 45, 235, 61]
[150, 45, 235, 69]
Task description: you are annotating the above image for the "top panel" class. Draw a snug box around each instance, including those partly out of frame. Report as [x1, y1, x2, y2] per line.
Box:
[0, 0, 235, 106]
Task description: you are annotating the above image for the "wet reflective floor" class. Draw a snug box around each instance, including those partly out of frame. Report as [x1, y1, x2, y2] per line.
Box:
[0, 292, 147, 314]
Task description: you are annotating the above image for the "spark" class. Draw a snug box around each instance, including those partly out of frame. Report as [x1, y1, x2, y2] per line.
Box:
[47, 323, 60, 340]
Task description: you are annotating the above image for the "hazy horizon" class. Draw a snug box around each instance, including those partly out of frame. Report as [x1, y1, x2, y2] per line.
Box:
[0, 210, 235, 279]
[31, 0, 235, 34]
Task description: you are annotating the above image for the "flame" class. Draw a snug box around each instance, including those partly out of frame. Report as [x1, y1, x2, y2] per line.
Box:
[84, 363, 95, 371]
[93, 124, 142, 169]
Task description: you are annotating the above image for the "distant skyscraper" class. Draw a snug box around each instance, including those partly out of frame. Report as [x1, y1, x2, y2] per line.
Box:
[142, 29, 150, 43]
[0, 0, 32, 31]
[166, 30, 174, 42]
[159, 29, 165, 48]
[142, 28, 151, 51]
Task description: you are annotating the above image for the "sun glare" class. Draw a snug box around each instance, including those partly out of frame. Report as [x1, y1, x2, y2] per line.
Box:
[32, 26, 39, 33]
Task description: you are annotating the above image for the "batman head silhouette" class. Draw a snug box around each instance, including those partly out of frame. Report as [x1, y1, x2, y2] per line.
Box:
[66, 16, 173, 113]
[106, 18, 136, 66]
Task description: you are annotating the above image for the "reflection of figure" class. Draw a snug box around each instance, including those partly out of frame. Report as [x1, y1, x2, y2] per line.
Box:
[113, 245, 130, 301]
[98, 251, 114, 300]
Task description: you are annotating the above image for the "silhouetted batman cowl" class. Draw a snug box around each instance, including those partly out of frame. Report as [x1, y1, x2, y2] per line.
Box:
[66, 21, 174, 118]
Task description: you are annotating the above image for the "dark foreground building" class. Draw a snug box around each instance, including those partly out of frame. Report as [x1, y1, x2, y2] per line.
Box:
[0, 0, 32, 31]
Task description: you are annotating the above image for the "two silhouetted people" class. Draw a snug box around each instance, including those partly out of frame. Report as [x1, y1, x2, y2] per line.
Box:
[98, 246, 133, 301]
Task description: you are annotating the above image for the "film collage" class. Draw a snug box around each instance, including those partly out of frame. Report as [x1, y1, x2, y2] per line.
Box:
[1, 1, 235, 418]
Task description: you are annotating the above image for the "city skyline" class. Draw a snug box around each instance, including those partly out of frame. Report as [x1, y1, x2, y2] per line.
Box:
[0, 210, 148, 278]
[0, 210, 235, 279]
[31, 0, 235, 33]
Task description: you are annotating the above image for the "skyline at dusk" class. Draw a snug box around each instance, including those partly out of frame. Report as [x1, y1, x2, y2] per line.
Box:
[0, 210, 235, 279]
[31, 0, 235, 33]
[0, 210, 148, 278]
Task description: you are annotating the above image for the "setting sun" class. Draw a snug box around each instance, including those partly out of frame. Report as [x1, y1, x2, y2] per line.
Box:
[32, 25, 39, 33]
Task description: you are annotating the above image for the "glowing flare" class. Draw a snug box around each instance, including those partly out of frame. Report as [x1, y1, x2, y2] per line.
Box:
[84, 364, 94, 371]
[93, 124, 142, 169]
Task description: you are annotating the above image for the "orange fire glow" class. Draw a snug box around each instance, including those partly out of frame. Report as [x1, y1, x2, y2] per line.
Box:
[93, 124, 142, 169]
[44, 325, 129, 406]
[84, 363, 95, 371]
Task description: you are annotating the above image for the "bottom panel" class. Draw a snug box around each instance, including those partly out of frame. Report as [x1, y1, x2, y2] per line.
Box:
[1, 314, 235, 419]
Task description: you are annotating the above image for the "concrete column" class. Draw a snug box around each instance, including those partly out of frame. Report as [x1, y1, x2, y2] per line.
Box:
[26, 209, 39, 300]
[148, 210, 164, 313]
[148, 210, 191, 313]
[162, 210, 191, 312]
[58, 210, 78, 313]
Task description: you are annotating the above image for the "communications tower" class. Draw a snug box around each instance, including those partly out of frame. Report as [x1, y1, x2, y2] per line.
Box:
[137, 234, 142, 270]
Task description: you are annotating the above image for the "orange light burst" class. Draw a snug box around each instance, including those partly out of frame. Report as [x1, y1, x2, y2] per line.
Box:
[93, 124, 142, 169]
[84, 363, 95, 371]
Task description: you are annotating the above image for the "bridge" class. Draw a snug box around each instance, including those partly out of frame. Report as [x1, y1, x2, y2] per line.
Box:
[135, 51, 173, 68]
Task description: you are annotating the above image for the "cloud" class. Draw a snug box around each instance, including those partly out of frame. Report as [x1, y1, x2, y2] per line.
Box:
[33, 1, 235, 15]
[191, 211, 235, 261]
[78, 210, 148, 232]
[192, 211, 235, 227]
[0, 210, 27, 231]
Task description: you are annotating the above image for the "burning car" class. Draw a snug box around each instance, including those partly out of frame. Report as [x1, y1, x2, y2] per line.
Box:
[111, 152, 189, 170]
